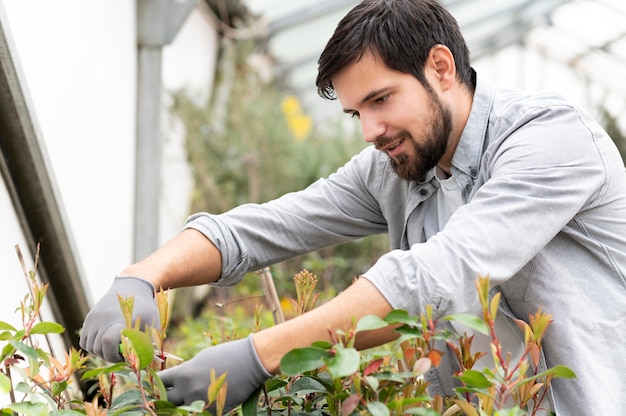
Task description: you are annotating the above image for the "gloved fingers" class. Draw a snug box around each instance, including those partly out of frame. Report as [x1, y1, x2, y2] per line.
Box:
[159, 366, 184, 405]
[90, 323, 125, 363]
[165, 387, 184, 407]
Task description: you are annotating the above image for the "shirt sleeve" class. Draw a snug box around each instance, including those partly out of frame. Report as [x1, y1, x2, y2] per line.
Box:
[362, 102, 612, 318]
[183, 146, 389, 286]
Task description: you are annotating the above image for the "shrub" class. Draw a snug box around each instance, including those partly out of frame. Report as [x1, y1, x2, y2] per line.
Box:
[1, 247, 574, 415]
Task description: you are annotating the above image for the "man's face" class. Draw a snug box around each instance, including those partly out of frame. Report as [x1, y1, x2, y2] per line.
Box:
[332, 52, 453, 182]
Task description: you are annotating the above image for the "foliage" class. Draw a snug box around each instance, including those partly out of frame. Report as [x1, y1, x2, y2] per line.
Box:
[249, 275, 575, 416]
[1, 246, 574, 416]
[0, 244, 85, 415]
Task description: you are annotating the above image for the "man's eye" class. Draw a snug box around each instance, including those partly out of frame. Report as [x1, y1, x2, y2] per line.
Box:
[374, 95, 389, 105]
[350, 112, 360, 119]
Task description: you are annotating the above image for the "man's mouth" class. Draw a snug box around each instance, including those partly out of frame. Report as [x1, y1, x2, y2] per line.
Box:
[382, 139, 405, 158]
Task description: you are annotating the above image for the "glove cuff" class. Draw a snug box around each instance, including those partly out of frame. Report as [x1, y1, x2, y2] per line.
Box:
[246, 334, 273, 379]
[113, 275, 157, 297]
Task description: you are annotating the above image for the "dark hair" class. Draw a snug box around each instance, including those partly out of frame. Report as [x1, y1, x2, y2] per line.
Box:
[316, 0, 474, 100]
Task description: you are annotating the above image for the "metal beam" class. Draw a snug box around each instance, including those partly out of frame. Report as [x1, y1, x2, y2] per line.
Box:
[134, 0, 196, 262]
[268, 0, 358, 36]
[0, 3, 89, 350]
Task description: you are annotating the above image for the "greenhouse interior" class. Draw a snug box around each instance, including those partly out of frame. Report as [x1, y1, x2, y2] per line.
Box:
[0, 0, 625, 413]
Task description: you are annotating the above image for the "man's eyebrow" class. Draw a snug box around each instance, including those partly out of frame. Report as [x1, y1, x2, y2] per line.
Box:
[342, 88, 389, 114]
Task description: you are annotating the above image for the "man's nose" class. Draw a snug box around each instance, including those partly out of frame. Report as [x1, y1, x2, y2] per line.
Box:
[361, 115, 386, 143]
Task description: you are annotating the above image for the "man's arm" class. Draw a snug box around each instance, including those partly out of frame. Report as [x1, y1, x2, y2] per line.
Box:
[253, 276, 395, 373]
[120, 227, 398, 374]
[121, 228, 223, 290]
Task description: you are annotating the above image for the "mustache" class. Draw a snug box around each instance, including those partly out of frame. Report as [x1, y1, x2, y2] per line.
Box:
[374, 131, 411, 150]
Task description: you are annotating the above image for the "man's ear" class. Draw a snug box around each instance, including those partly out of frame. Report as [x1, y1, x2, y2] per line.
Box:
[428, 44, 456, 91]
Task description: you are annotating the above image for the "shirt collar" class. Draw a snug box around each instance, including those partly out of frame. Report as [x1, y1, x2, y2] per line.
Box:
[450, 71, 494, 179]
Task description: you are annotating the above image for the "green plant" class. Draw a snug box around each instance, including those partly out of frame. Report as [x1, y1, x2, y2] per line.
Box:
[1, 246, 574, 416]
[0, 244, 86, 415]
[255, 274, 575, 415]
[0, 245, 227, 416]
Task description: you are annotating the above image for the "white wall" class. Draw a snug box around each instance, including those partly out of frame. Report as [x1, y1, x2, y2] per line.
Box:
[0, 0, 217, 325]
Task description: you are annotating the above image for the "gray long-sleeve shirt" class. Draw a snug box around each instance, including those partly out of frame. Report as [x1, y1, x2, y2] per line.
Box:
[185, 75, 626, 414]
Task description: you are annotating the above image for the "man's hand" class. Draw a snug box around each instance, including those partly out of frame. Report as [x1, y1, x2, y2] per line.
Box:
[159, 334, 272, 411]
[79, 276, 159, 362]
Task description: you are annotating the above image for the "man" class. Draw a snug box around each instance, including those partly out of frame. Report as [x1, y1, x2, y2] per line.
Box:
[80, 0, 626, 414]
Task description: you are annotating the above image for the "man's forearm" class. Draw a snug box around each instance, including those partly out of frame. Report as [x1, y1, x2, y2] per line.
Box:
[121, 229, 223, 290]
[253, 277, 395, 374]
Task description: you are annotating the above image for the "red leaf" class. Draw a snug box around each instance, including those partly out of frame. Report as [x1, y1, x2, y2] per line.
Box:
[364, 358, 383, 376]
[429, 350, 442, 367]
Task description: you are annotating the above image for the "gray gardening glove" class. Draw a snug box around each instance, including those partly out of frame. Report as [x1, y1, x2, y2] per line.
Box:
[79, 276, 159, 363]
[159, 334, 272, 411]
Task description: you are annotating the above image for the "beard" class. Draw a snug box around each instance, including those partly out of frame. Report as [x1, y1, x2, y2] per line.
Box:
[376, 91, 453, 182]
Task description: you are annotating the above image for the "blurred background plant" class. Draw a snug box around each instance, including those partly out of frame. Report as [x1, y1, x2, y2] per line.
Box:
[168, 36, 389, 326]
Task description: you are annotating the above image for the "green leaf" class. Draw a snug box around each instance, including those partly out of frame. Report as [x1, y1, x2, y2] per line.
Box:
[311, 340, 332, 349]
[456, 369, 493, 388]
[120, 328, 154, 370]
[265, 377, 288, 392]
[152, 399, 177, 412]
[10, 340, 42, 375]
[0, 331, 16, 341]
[51, 380, 68, 396]
[393, 326, 422, 338]
[30, 321, 64, 335]
[110, 389, 144, 410]
[383, 310, 415, 325]
[355, 315, 388, 332]
[443, 314, 489, 335]
[494, 408, 526, 416]
[326, 344, 360, 379]
[367, 401, 390, 416]
[241, 386, 261, 416]
[403, 408, 441, 415]
[542, 364, 576, 379]
[146, 367, 168, 403]
[0, 372, 11, 394]
[522, 364, 576, 385]
[179, 400, 209, 413]
[290, 376, 327, 394]
[0, 321, 17, 332]
[80, 362, 127, 379]
[10, 340, 38, 361]
[56, 410, 91, 415]
[4, 402, 49, 416]
[280, 347, 329, 376]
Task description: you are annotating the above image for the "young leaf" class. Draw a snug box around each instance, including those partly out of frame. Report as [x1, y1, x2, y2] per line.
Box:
[452, 399, 480, 416]
[443, 314, 489, 335]
[0, 321, 17, 332]
[522, 364, 576, 384]
[30, 321, 64, 335]
[325, 344, 360, 379]
[489, 291, 501, 320]
[80, 362, 127, 379]
[0, 372, 11, 394]
[383, 309, 414, 325]
[355, 315, 388, 332]
[120, 328, 154, 370]
[455, 369, 493, 388]
[207, 369, 228, 404]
